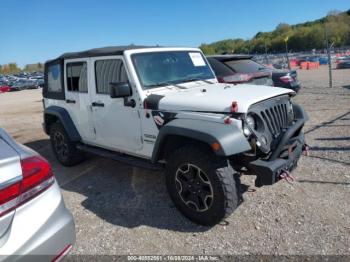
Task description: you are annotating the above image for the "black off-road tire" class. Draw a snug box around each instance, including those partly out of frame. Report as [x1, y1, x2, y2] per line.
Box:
[165, 145, 239, 226]
[49, 122, 86, 166]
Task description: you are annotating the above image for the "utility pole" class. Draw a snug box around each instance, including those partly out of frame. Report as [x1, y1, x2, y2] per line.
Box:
[325, 25, 333, 88]
[264, 41, 269, 64]
[284, 36, 291, 70]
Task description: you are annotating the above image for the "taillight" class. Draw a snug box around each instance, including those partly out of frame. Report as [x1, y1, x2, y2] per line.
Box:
[0, 182, 21, 217]
[20, 156, 54, 204]
[280, 75, 294, 83]
[0, 156, 54, 217]
[222, 73, 251, 83]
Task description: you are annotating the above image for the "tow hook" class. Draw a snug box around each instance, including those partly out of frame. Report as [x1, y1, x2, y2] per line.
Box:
[302, 143, 310, 156]
[279, 169, 295, 184]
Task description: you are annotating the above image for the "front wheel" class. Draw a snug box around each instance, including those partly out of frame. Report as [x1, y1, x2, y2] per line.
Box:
[165, 145, 239, 226]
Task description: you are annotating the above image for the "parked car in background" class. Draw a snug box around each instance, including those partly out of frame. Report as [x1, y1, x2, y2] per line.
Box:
[207, 55, 301, 92]
[0, 128, 75, 260]
[35, 78, 45, 88]
[336, 56, 350, 69]
[0, 72, 44, 92]
[272, 61, 289, 70]
[26, 80, 40, 89]
[9, 79, 38, 91]
[8, 81, 26, 91]
[207, 55, 273, 86]
[0, 77, 9, 83]
[0, 82, 11, 93]
[270, 69, 301, 92]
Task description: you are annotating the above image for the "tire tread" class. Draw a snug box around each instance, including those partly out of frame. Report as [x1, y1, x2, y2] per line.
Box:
[166, 145, 239, 225]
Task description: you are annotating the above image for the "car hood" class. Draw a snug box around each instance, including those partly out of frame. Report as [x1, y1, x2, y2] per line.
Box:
[148, 82, 294, 113]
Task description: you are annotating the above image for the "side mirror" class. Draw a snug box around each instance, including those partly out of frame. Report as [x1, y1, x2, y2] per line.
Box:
[109, 82, 132, 98]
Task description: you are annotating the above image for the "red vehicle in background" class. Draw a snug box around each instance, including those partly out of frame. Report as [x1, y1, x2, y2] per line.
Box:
[207, 55, 274, 86]
[0, 83, 11, 93]
[207, 55, 301, 92]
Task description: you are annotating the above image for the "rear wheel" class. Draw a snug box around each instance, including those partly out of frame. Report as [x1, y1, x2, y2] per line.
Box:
[50, 122, 85, 166]
[165, 145, 239, 226]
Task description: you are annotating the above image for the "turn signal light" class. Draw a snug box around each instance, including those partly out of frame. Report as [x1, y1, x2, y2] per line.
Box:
[211, 142, 221, 151]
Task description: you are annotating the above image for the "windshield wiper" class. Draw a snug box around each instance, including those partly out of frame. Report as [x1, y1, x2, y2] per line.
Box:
[180, 78, 213, 84]
[144, 78, 214, 89]
[144, 81, 186, 89]
[144, 82, 174, 88]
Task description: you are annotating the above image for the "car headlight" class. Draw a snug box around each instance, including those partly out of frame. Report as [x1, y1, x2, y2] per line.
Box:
[246, 115, 256, 130]
[243, 126, 251, 136]
[288, 102, 294, 122]
[243, 114, 256, 137]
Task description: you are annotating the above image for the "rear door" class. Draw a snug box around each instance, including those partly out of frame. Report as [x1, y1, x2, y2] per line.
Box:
[0, 133, 22, 246]
[63, 59, 96, 143]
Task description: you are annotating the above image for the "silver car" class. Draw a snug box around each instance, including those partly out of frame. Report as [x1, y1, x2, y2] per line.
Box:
[0, 128, 75, 261]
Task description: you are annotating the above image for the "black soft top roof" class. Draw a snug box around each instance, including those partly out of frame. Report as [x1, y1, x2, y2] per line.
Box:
[207, 54, 253, 62]
[46, 45, 155, 63]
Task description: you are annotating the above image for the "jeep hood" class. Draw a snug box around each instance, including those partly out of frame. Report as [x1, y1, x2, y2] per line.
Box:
[150, 83, 294, 113]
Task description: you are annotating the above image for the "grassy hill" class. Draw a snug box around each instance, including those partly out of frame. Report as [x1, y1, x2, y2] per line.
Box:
[200, 9, 350, 55]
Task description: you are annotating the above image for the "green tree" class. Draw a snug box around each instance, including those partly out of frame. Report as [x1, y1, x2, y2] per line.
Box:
[197, 10, 350, 54]
[37, 62, 43, 71]
[199, 44, 216, 55]
[9, 63, 20, 74]
[325, 12, 350, 46]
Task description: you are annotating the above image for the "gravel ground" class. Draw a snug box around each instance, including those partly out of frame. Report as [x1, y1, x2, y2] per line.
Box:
[0, 65, 349, 256]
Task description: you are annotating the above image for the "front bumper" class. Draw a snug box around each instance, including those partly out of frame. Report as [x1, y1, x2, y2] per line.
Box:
[248, 131, 305, 187]
[247, 103, 308, 187]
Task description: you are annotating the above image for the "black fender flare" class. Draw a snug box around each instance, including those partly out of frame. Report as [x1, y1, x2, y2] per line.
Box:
[44, 106, 81, 142]
[151, 118, 251, 162]
[292, 102, 309, 121]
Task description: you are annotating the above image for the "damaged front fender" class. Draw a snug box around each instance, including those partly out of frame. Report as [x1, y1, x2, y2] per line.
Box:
[151, 118, 251, 162]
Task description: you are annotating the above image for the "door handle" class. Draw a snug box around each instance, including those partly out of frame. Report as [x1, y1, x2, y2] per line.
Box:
[66, 99, 76, 104]
[91, 102, 105, 107]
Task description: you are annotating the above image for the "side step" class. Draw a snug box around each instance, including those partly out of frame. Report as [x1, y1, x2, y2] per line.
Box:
[76, 143, 164, 171]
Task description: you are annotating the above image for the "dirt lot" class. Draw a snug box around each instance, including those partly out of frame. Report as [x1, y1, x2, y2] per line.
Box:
[0, 65, 349, 256]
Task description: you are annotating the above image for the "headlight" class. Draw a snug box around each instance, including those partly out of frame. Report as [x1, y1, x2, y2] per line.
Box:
[288, 102, 293, 113]
[243, 126, 251, 136]
[243, 114, 256, 137]
[288, 102, 294, 122]
[246, 115, 256, 130]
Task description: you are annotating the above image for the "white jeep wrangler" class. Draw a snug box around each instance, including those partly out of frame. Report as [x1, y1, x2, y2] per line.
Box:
[43, 46, 308, 225]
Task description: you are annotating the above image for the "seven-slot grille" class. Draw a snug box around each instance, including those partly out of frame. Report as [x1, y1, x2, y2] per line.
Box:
[249, 95, 291, 140]
[260, 102, 290, 137]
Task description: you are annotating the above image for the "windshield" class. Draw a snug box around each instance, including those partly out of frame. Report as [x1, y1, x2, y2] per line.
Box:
[132, 51, 215, 89]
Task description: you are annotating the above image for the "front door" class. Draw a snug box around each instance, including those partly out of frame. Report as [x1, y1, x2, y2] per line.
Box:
[64, 59, 95, 142]
[90, 56, 142, 152]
